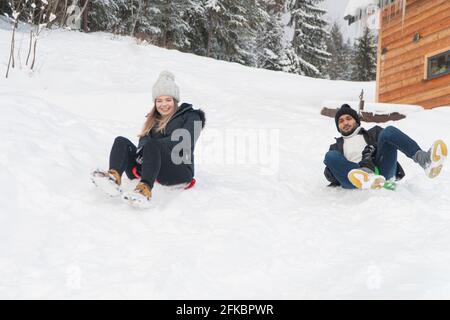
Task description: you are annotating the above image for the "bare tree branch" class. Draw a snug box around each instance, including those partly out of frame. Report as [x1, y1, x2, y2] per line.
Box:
[6, 0, 25, 78]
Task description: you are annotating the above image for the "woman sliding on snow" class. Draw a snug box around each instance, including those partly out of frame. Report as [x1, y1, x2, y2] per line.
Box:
[91, 71, 205, 208]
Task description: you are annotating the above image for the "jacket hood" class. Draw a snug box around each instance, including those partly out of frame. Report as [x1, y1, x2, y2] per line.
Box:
[176, 103, 206, 128]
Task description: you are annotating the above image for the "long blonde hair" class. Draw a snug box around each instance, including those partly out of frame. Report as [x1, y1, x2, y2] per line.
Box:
[138, 100, 179, 137]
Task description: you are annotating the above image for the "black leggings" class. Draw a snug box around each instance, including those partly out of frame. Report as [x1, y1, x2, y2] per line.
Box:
[109, 136, 193, 188]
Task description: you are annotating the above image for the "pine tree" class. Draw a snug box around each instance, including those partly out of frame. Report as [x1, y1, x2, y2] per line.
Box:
[134, 0, 197, 49]
[281, 46, 303, 73]
[204, 0, 268, 66]
[88, 0, 128, 33]
[182, 1, 207, 55]
[288, 0, 330, 77]
[129, 0, 161, 41]
[0, 0, 11, 16]
[255, 0, 287, 71]
[238, 0, 269, 67]
[343, 38, 354, 81]
[351, 27, 377, 81]
[325, 22, 349, 80]
[0, 0, 339, 78]
[88, 0, 200, 49]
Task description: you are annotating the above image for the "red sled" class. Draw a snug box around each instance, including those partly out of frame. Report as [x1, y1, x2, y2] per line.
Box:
[132, 166, 196, 190]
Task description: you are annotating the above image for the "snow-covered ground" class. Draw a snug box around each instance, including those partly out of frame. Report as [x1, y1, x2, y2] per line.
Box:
[1, 22, 450, 299]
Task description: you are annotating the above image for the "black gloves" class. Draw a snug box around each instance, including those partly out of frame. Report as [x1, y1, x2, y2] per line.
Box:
[136, 136, 153, 165]
[359, 145, 377, 172]
[136, 151, 144, 165]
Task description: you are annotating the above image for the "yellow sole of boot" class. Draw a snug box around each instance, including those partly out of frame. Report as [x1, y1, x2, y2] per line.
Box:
[348, 169, 386, 190]
[428, 140, 447, 179]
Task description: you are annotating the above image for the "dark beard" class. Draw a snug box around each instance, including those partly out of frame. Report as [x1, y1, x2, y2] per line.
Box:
[341, 125, 358, 137]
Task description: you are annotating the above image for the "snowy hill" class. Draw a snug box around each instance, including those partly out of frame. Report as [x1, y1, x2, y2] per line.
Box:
[1, 25, 450, 299]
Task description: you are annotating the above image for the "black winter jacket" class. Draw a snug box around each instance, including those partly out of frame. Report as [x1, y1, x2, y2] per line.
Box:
[324, 126, 405, 186]
[138, 103, 206, 176]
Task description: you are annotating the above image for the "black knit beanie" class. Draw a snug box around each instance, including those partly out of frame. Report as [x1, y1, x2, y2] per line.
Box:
[335, 104, 360, 132]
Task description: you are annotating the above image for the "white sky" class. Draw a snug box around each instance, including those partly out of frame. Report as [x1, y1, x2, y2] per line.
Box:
[321, 0, 378, 43]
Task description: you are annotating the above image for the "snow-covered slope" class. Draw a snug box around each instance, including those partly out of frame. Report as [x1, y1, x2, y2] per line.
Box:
[1, 25, 450, 299]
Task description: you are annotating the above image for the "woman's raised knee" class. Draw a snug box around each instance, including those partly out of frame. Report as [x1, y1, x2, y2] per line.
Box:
[142, 139, 162, 153]
[113, 136, 131, 146]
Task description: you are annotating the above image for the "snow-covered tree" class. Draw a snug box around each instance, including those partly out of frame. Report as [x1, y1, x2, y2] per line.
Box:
[88, 0, 127, 33]
[343, 38, 354, 80]
[179, 1, 206, 54]
[88, 0, 199, 49]
[325, 22, 353, 80]
[204, 0, 268, 66]
[287, 0, 330, 77]
[255, 0, 287, 71]
[0, 0, 12, 16]
[351, 27, 377, 81]
[140, 0, 199, 49]
[0, 0, 339, 78]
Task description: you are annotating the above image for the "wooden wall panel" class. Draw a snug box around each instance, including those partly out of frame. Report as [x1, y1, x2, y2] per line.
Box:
[382, 0, 447, 37]
[377, 0, 450, 109]
[380, 74, 450, 102]
[415, 95, 450, 109]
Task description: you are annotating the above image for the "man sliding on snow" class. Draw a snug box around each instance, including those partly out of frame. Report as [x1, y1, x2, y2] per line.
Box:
[324, 104, 448, 190]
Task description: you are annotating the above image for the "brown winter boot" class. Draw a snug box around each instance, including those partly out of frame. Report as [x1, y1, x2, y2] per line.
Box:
[134, 182, 152, 200]
[107, 169, 122, 186]
[122, 181, 153, 208]
[91, 169, 122, 197]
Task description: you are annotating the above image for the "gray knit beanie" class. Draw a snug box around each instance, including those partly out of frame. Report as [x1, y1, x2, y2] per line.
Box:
[152, 70, 180, 101]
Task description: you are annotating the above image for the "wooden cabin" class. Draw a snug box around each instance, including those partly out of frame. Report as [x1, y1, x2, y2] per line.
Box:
[377, 0, 449, 109]
[346, 0, 450, 109]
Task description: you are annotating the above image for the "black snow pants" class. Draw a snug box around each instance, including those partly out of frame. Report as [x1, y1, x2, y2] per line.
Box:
[109, 136, 193, 188]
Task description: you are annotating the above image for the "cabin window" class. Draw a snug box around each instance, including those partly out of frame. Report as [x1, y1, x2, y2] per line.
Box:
[427, 50, 450, 80]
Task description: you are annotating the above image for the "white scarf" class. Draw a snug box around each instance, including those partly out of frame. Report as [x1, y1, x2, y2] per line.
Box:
[342, 127, 367, 163]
